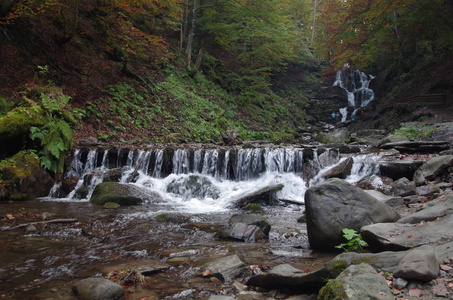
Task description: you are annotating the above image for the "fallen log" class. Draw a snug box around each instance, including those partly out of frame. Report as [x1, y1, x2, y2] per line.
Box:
[2, 218, 78, 231]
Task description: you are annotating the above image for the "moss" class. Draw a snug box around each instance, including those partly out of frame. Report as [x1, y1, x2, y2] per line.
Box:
[331, 260, 348, 277]
[155, 213, 190, 224]
[241, 203, 264, 213]
[0, 103, 44, 139]
[317, 279, 348, 300]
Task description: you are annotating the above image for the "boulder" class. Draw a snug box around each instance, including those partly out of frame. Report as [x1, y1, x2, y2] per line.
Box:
[363, 190, 403, 207]
[361, 214, 453, 251]
[72, 277, 124, 300]
[90, 182, 162, 205]
[231, 184, 283, 208]
[413, 155, 453, 185]
[393, 249, 439, 282]
[321, 157, 353, 180]
[166, 174, 220, 200]
[380, 134, 410, 145]
[0, 151, 53, 200]
[247, 251, 409, 292]
[390, 177, 417, 197]
[379, 160, 424, 181]
[304, 178, 400, 250]
[397, 194, 453, 224]
[216, 214, 270, 242]
[202, 254, 246, 282]
[317, 263, 393, 300]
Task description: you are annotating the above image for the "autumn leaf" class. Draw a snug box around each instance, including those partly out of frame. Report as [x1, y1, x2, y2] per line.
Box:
[408, 288, 423, 297]
[440, 265, 452, 271]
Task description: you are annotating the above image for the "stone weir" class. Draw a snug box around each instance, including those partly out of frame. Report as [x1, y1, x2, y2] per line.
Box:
[66, 143, 334, 183]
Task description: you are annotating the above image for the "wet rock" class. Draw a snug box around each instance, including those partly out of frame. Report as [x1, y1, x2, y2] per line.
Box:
[217, 214, 270, 242]
[61, 176, 80, 196]
[393, 277, 408, 289]
[304, 178, 400, 251]
[76, 137, 99, 147]
[155, 213, 191, 224]
[318, 263, 393, 300]
[72, 277, 124, 300]
[166, 174, 220, 200]
[380, 134, 410, 145]
[231, 184, 283, 208]
[361, 214, 453, 252]
[416, 183, 440, 196]
[90, 182, 163, 205]
[363, 190, 404, 207]
[413, 155, 453, 185]
[379, 160, 424, 181]
[390, 177, 417, 197]
[380, 141, 451, 154]
[321, 157, 353, 180]
[319, 85, 348, 102]
[338, 145, 361, 154]
[356, 175, 393, 195]
[103, 202, 120, 209]
[202, 254, 246, 282]
[397, 194, 453, 224]
[393, 249, 440, 282]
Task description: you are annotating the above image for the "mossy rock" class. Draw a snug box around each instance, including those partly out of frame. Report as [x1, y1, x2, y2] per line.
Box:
[103, 202, 120, 209]
[0, 103, 44, 139]
[90, 182, 162, 205]
[155, 213, 191, 224]
[241, 203, 264, 213]
[0, 150, 53, 200]
[318, 279, 348, 300]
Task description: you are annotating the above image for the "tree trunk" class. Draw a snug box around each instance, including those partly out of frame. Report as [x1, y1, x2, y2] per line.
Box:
[186, 0, 197, 68]
[311, 0, 318, 42]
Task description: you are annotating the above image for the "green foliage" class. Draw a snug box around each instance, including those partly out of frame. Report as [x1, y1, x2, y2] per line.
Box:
[335, 228, 368, 253]
[241, 203, 264, 213]
[0, 97, 13, 115]
[393, 125, 437, 140]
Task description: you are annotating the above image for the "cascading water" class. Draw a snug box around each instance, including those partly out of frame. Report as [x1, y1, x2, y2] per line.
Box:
[333, 68, 375, 121]
[49, 146, 385, 213]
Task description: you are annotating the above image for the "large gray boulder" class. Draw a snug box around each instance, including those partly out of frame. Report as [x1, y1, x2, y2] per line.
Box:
[362, 213, 453, 251]
[318, 263, 393, 300]
[413, 155, 453, 185]
[304, 178, 401, 250]
[90, 182, 163, 205]
[72, 277, 124, 300]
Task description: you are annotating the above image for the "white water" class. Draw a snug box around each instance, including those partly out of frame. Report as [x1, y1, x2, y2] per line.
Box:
[45, 147, 383, 213]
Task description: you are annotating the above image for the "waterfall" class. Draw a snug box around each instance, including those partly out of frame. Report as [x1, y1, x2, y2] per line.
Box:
[333, 68, 375, 122]
[47, 146, 384, 212]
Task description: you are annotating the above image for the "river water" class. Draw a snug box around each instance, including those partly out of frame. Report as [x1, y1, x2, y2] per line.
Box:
[0, 146, 383, 299]
[0, 197, 335, 299]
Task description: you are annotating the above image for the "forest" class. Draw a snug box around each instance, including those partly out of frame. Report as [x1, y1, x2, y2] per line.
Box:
[1, 0, 453, 176]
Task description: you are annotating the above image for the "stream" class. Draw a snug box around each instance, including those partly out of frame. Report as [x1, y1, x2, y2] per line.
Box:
[0, 145, 382, 299]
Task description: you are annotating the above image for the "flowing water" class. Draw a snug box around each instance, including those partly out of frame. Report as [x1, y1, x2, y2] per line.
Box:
[0, 145, 384, 299]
